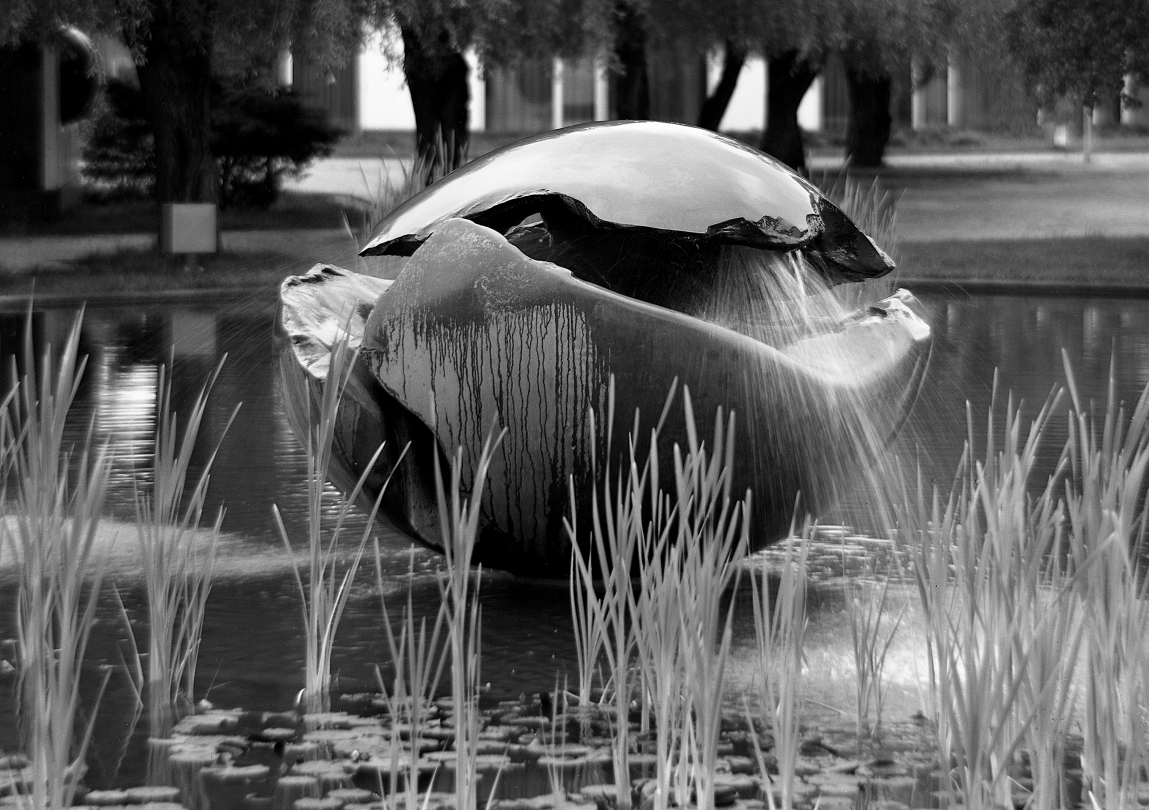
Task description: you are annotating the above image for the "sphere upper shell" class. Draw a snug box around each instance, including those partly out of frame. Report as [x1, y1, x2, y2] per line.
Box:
[359, 121, 893, 284]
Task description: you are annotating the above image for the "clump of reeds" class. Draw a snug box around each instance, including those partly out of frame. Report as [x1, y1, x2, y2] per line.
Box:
[568, 383, 750, 810]
[902, 359, 1149, 810]
[132, 359, 236, 737]
[848, 557, 904, 743]
[670, 397, 748, 810]
[275, 335, 393, 714]
[905, 377, 1080, 810]
[817, 174, 900, 313]
[748, 529, 809, 810]
[1061, 357, 1149, 810]
[566, 379, 645, 810]
[373, 545, 449, 810]
[345, 136, 458, 254]
[433, 431, 503, 810]
[3, 314, 115, 810]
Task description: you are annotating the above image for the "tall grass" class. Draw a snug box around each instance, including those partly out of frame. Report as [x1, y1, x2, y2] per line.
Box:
[670, 397, 747, 810]
[1062, 357, 1149, 810]
[568, 384, 749, 810]
[907, 385, 1070, 810]
[848, 568, 903, 743]
[275, 335, 393, 714]
[749, 530, 809, 810]
[374, 545, 449, 810]
[569, 382, 643, 810]
[902, 360, 1149, 810]
[433, 431, 503, 810]
[133, 360, 236, 736]
[345, 140, 456, 254]
[3, 314, 114, 810]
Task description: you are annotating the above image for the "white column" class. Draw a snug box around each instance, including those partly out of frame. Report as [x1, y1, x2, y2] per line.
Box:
[40, 46, 62, 190]
[798, 75, 823, 132]
[467, 51, 486, 132]
[911, 58, 927, 130]
[551, 57, 564, 130]
[946, 49, 963, 128]
[277, 49, 293, 86]
[1121, 74, 1149, 126]
[593, 58, 610, 121]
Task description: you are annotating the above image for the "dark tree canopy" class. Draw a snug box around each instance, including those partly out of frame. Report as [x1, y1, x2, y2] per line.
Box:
[4, 0, 363, 205]
[1006, 0, 1149, 110]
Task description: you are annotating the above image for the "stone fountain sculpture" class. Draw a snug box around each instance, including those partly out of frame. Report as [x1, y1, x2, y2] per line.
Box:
[276, 121, 931, 577]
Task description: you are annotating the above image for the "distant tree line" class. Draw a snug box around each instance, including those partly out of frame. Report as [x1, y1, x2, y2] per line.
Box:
[4, 0, 1148, 209]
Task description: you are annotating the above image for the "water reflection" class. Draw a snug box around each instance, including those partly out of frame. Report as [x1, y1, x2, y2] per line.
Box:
[0, 289, 1147, 786]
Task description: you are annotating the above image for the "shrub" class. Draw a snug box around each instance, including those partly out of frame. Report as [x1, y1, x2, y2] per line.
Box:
[81, 79, 155, 200]
[81, 77, 342, 209]
[212, 80, 342, 209]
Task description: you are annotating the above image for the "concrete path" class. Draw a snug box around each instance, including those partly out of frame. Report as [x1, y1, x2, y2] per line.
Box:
[3, 149, 1148, 272]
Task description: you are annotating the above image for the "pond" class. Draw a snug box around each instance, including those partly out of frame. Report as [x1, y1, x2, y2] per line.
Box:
[0, 285, 1147, 788]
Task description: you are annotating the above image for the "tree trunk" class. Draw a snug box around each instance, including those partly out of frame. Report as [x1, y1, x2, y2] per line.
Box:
[697, 40, 746, 131]
[400, 23, 470, 182]
[759, 51, 821, 175]
[133, 5, 217, 204]
[844, 64, 892, 168]
[612, 2, 649, 120]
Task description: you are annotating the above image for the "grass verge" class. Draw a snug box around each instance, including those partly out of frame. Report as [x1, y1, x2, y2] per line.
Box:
[0, 249, 311, 299]
[899, 237, 1149, 290]
[0, 193, 369, 238]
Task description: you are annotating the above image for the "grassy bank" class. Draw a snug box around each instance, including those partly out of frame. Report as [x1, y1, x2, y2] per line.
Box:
[0, 193, 368, 239]
[899, 237, 1149, 291]
[0, 249, 311, 300]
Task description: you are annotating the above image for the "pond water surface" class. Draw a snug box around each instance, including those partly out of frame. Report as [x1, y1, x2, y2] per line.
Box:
[1, 286, 1147, 786]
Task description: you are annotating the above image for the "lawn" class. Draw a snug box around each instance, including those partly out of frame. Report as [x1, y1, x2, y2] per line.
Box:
[0, 248, 313, 301]
[899, 236, 1149, 292]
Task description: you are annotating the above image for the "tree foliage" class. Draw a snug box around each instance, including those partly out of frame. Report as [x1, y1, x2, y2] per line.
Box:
[1006, 0, 1149, 110]
[213, 80, 343, 209]
[83, 77, 341, 209]
[4, 0, 363, 206]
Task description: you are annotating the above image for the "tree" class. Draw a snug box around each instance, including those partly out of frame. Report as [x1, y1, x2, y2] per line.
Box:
[742, 0, 969, 169]
[611, 1, 651, 119]
[761, 50, 823, 174]
[2, 0, 362, 205]
[379, 5, 473, 177]
[366, 1, 595, 177]
[1006, 0, 1149, 114]
[697, 40, 747, 130]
